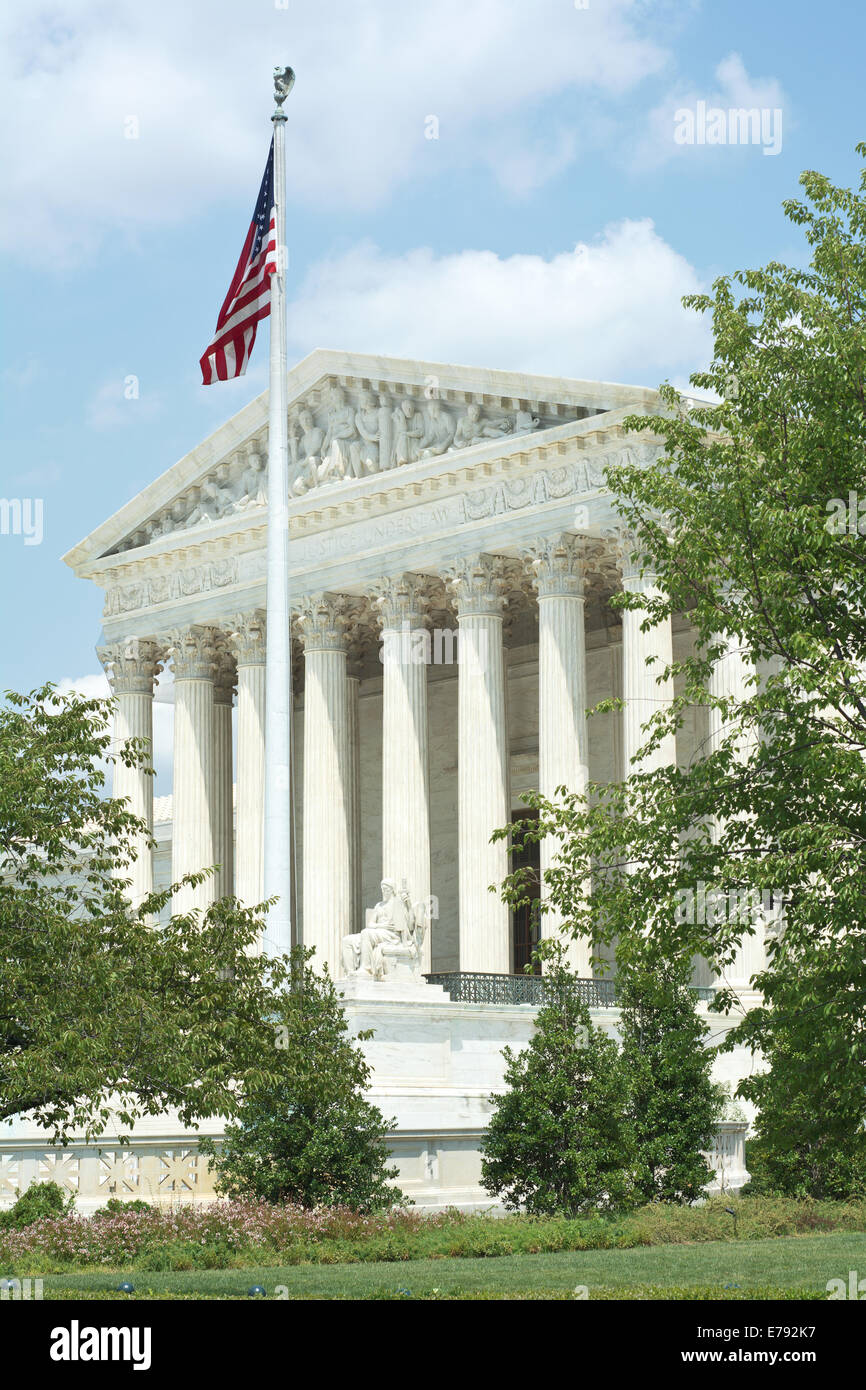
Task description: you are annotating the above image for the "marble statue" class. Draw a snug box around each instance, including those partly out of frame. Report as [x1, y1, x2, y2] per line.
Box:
[351, 389, 381, 475]
[420, 398, 456, 458]
[392, 398, 426, 467]
[231, 454, 267, 509]
[341, 878, 427, 981]
[454, 402, 512, 448]
[377, 392, 395, 471]
[319, 385, 356, 483]
[291, 409, 326, 494]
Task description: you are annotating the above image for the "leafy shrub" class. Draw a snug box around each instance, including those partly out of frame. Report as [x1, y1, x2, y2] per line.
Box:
[92, 1198, 151, 1219]
[0, 1181, 75, 1231]
[200, 948, 400, 1212]
[481, 965, 637, 1215]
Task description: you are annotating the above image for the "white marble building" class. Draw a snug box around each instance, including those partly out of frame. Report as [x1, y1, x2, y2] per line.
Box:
[2, 352, 760, 1210]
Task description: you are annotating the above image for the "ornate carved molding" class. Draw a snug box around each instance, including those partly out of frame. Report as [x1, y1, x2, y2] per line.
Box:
[296, 594, 350, 652]
[444, 554, 509, 618]
[97, 638, 163, 694]
[370, 573, 435, 631]
[524, 533, 591, 600]
[227, 611, 267, 666]
[213, 644, 238, 705]
[168, 627, 219, 681]
[104, 556, 240, 617]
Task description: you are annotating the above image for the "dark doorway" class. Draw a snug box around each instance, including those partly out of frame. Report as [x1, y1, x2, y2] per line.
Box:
[511, 808, 541, 975]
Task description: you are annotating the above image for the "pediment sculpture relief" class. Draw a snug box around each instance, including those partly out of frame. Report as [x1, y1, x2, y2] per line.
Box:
[291, 384, 547, 495]
[113, 452, 268, 554]
[109, 381, 579, 555]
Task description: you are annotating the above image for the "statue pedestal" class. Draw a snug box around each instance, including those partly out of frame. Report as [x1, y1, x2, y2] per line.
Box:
[337, 975, 449, 1003]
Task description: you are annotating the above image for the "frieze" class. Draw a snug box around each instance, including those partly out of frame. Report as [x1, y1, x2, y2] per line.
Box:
[104, 557, 240, 616]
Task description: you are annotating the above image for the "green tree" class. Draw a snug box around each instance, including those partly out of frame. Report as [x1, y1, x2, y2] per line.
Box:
[617, 950, 723, 1204]
[0, 684, 292, 1140]
[481, 963, 636, 1215]
[738, 935, 866, 1199]
[200, 948, 400, 1211]
[499, 147, 866, 1197]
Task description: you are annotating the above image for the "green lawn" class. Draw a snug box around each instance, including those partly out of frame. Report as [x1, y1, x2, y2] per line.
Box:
[37, 1231, 866, 1300]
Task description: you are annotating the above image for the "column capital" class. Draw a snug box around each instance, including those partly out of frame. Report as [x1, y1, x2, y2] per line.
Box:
[227, 610, 266, 666]
[168, 627, 219, 681]
[98, 639, 163, 695]
[371, 573, 432, 630]
[605, 523, 672, 591]
[213, 650, 237, 707]
[296, 593, 349, 652]
[444, 553, 508, 617]
[524, 533, 589, 599]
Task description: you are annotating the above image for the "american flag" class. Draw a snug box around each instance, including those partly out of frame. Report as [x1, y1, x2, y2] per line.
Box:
[200, 140, 277, 384]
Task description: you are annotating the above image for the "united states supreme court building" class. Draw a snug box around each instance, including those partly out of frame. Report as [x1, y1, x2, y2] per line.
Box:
[5, 351, 761, 1209]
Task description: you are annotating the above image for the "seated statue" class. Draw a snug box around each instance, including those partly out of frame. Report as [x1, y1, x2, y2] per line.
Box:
[341, 878, 428, 982]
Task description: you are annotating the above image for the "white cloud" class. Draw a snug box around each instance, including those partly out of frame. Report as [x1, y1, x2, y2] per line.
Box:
[0, 0, 669, 261]
[86, 378, 164, 431]
[636, 52, 787, 168]
[284, 218, 711, 384]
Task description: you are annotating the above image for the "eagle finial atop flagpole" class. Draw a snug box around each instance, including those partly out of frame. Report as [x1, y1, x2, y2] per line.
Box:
[273, 66, 295, 109]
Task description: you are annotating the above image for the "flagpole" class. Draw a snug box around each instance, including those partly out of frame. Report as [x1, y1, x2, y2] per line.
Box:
[262, 66, 294, 957]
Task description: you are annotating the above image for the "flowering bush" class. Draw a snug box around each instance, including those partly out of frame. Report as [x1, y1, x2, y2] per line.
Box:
[1, 1195, 864, 1275]
[0, 1199, 441, 1273]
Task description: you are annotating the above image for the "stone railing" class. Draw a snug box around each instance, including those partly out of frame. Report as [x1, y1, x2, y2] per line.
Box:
[0, 1139, 219, 1215]
[0, 1120, 749, 1213]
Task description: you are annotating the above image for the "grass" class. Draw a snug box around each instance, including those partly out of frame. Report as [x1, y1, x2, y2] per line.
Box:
[31, 1231, 866, 1300]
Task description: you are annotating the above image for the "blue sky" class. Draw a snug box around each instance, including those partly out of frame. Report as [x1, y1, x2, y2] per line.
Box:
[1, 0, 864, 750]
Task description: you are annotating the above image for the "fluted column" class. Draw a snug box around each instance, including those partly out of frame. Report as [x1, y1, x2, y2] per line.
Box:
[346, 656, 362, 936]
[526, 535, 591, 974]
[708, 629, 765, 991]
[169, 627, 218, 914]
[212, 648, 236, 901]
[372, 574, 432, 971]
[446, 555, 511, 973]
[615, 534, 677, 772]
[98, 639, 163, 906]
[298, 595, 351, 976]
[230, 612, 266, 912]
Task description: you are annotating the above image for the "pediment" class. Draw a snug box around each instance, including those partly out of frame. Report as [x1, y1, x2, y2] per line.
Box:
[64, 350, 660, 574]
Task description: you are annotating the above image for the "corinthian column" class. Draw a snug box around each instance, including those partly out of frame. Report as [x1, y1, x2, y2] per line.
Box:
[525, 535, 591, 974]
[372, 574, 432, 971]
[98, 639, 163, 906]
[229, 612, 266, 912]
[614, 532, 677, 773]
[168, 627, 218, 914]
[345, 642, 363, 937]
[298, 595, 351, 976]
[212, 648, 236, 901]
[445, 555, 511, 974]
[708, 628, 765, 991]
